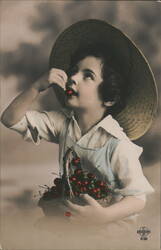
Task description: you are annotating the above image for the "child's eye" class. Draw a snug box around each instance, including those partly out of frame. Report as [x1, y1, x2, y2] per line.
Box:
[84, 73, 94, 80]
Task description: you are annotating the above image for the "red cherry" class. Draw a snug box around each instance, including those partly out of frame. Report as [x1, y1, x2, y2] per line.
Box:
[75, 157, 80, 162]
[87, 173, 95, 179]
[96, 194, 101, 199]
[65, 211, 72, 217]
[74, 169, 83, 175]
[82, 180, 89, 186]
[72, 157, 80, 165]
[80, 186, 87, 193]
[92, 188, 98, 193]
[96, 180, 106, 187]
[69, 176, 77, 182]
[77, 181, 82, 186]
[66, 89, 74, 96]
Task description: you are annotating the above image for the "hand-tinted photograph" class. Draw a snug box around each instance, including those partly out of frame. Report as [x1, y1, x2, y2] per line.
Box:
[0, 1, 160, 250]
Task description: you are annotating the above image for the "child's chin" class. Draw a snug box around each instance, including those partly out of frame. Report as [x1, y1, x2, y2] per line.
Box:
[65, 98, 78, 108]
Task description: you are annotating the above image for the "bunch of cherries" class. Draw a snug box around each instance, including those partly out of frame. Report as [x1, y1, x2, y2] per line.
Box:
[39, 155, 112, 204]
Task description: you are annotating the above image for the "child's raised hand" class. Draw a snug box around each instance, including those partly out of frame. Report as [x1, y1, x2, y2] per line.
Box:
[48, 68, 68, 90]
[65, 194, 108, 225]
[32, 69, 68, 93]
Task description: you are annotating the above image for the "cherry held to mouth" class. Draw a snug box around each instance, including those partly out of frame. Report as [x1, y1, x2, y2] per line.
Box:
[66, 89, 74, 96]
[65, 88, 78, 97]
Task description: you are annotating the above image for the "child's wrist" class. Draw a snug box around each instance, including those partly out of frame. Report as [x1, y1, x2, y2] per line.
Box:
[29, 85, 41, 97]
[30, 84, 41, 94]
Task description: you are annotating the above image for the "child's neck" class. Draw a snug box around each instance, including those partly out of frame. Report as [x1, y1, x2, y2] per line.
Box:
[74, 108, 106, 135]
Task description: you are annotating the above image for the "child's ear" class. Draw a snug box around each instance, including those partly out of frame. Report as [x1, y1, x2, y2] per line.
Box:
[103, 101, 115, 107]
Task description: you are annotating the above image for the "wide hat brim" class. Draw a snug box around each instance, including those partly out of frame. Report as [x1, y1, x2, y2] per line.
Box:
[49, 19, 158, 140]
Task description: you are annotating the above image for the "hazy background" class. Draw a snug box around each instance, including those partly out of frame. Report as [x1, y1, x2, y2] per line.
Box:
[0, 1, 160, 249]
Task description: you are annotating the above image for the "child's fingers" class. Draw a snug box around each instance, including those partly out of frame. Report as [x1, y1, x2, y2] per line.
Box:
[65, 200, 84, 213]
[49, 68, 68, 84]
[51, 71, 67, 84]
[48, 75, 66, 89]
[81, 194, 101, 207]
[50, 68, 67, 80]
[48, 74, 65, 84]
[58, 69, 68, 83]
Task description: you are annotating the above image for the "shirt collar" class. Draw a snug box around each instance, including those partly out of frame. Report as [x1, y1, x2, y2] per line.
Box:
[61, 108, 127, 140]
[96, 115, 143, 156]
[61, 108, 74, 118]
[95, 115, 128, 140]
[61, 108, 142, 156]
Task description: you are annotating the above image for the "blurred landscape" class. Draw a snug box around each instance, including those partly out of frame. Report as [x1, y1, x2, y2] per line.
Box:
[0, 1, 161, 250]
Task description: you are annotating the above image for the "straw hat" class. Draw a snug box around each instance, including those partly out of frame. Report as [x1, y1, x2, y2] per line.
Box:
[49, 19, 158, 140]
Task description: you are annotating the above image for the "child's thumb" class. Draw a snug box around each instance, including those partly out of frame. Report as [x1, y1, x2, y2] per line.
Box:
[81, 194, 100, 207]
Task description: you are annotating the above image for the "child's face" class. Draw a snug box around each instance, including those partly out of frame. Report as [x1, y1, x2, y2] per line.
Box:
[65, 56, 105, 112]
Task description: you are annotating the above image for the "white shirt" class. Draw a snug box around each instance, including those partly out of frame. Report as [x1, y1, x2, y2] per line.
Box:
[10, 109, 154, 203]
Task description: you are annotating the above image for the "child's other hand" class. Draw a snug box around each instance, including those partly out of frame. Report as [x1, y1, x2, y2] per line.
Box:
[65, 194, 108, 225]
[48, 68, 68, 90]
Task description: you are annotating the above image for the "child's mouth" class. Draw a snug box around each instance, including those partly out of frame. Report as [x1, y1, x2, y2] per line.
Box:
[65, 87, 78, 97]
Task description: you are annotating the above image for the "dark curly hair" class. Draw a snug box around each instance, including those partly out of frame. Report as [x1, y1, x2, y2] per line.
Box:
[67, 44, 128, 116]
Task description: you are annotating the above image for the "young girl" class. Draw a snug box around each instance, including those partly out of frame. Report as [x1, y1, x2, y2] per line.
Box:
[1, 19, 157, 231]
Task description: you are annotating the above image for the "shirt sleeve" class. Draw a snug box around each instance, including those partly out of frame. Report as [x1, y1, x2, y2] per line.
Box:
[111, 140, 154, 199]
[9, 110, 67, 145]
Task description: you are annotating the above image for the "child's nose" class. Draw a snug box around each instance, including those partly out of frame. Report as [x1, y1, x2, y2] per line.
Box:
[66, 79, 76, 88]
[70, 73, 80, 86]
